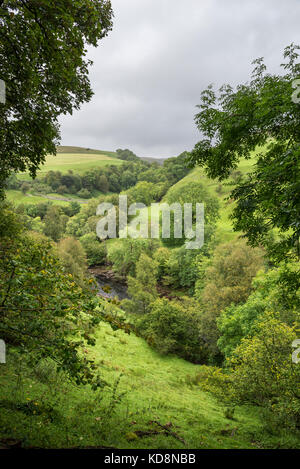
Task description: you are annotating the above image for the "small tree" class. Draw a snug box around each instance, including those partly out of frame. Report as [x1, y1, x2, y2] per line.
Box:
[124, 253, 158, 314]
[139, 297, 208, 363]
[98, 174, 109, 193]
[80, 233, 107, 266]
[43, 205, 64, 241]
[228, 314, 300, 431]
[196, 239, 264, 362]
[21, 182, 30, 195]
[57, 237, 87, 286]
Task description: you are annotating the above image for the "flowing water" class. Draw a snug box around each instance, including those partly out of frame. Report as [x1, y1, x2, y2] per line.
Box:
[95, 275, 128, 300]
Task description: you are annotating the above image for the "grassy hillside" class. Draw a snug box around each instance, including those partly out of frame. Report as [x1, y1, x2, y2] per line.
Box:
[1, 319, 293, 449]
[56, 146, 118, 158]
[6, 190, 73, 206]
[18, 151, 123, 181]
[164, 158, 255, 242]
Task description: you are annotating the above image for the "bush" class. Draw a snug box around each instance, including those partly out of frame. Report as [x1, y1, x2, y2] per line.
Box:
[78, 188, 92, 199]
[217, 262, 300, 358]
[138, 297, 208, 363]
[195, 239, 265, 362]
[56, 237, 87, 286]
[80, 233, 107, 266]
[228, 314, 300, 431]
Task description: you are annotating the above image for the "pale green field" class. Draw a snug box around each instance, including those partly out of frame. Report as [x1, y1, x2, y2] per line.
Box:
[18, 152, 123, 180]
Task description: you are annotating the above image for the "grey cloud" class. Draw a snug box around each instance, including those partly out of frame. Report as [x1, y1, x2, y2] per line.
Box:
[59, 0, 300, 157]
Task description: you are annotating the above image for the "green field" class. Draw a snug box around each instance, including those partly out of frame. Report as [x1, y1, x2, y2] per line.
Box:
[6, 190, 71, 206]
[1, 320, 293, 449]
[18, 151, 123, 181]
[56, 146, 118, 158]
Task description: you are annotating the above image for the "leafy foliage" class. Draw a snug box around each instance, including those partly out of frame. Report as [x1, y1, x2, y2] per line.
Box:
[0, 0, 113, 192]
[124, 253, 158, 315]
[189, 44, 300, 263]
[195, 239, 265, 362]
[80, 232, 107, 266]
[139, 297, 208, 363]
[56, 236, 88, 286]
[0, 204, 102, 387]
[228, 314, 300, 431]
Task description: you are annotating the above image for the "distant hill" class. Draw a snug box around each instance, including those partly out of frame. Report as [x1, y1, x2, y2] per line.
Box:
[57, 146, 166, 165]
[140, 156, 165, 165]
[56, 146, 118, 158]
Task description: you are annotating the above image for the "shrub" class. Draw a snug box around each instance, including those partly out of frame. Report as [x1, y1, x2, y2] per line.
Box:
[56, 237, 87, 286]
[78, 188, 92, 199]
[80, 233, 107, 266]
[195, 239, 265, 362]
[124, 253, 158, 314]
[228, 314, 300, 431]
[139, 297, 208, 363]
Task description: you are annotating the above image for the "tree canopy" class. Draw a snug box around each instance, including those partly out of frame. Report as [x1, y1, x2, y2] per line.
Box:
[189, 44, 300, 263]
[0, 0, 113, 193]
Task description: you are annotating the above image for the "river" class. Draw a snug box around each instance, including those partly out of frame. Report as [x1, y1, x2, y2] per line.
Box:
[89, 267, 129, 300]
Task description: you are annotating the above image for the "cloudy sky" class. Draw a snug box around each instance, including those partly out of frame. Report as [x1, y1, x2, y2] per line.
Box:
[59, 0, 300, 158]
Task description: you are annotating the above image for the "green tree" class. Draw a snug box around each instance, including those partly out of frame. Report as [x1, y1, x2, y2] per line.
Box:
[0, 206, 102, 387]
[108, 238, 159, 277]
[227, 314, 300, 431]
[43, 205, 64, 241]
[217, 262, 300, 358]
[189, 44, 300, 264]
[123, 253, 158, 314]
[195, 239, 264, 362]
[116, 148, 139, 162]
[21, 182, 30, 195]
[162, 152, 190, 184]
[125, 181, 158, 206]
[98, 174, 109, 193]
[80, 232, 107, 266]
[0, 0, 113, 192]
[61, 201, 81, 218]
[57, 237, 87, 286]
[139, 297, 208, 363]
[163, 182, 219, 248]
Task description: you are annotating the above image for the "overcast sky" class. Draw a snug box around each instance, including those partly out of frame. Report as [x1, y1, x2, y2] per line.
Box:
[59, 0, 300, 158]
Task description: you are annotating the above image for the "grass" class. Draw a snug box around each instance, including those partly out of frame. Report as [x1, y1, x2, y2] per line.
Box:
[18, 152, 123, 181]
[56, 146, 118, 158]
[7, 147, 123, 206]
[6, 190, 70, 207]
[0, 319, 297, 449]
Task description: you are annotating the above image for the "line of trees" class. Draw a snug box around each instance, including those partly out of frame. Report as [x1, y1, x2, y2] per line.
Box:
[5, 151, 190, 199]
